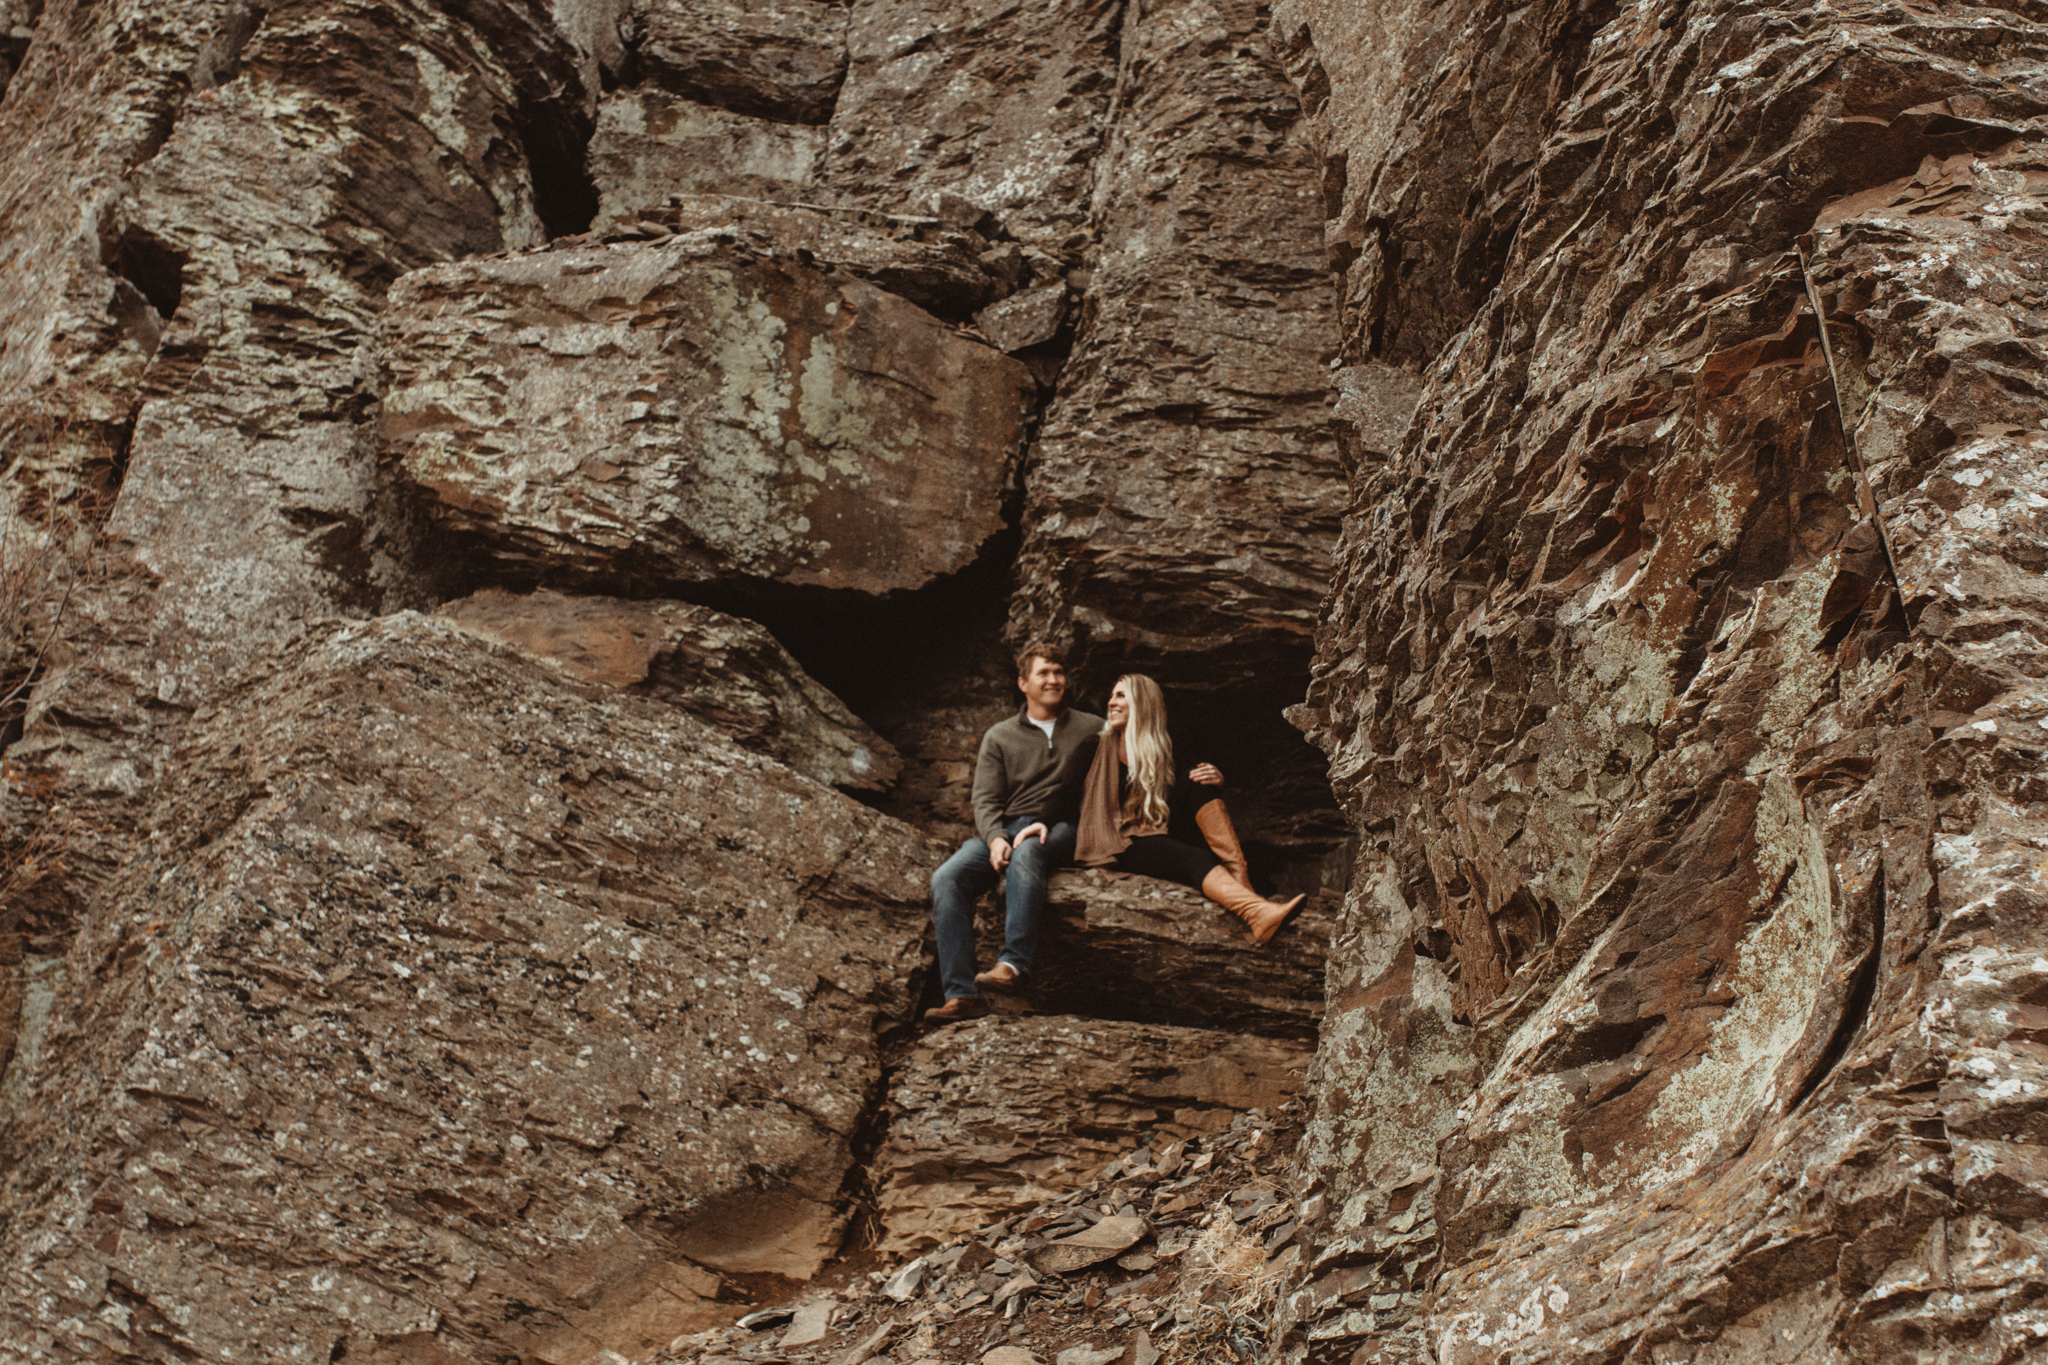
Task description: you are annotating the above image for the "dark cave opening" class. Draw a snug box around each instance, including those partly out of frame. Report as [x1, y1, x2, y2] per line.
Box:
[516, 104, 600, 240]
[105, 226, 187, 322]
[659, 524, 1027, 726]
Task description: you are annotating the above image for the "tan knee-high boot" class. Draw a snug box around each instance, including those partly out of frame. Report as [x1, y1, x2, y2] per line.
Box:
[1201, 867, 1305, 946]
[1195, 799, 1251, 888]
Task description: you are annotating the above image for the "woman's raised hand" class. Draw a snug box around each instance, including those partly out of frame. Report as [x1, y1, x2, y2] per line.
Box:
[1189, 763, 1224, 786]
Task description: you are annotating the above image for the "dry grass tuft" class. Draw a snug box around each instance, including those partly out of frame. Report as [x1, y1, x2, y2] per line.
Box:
[1159, 1211, 1295, 1365]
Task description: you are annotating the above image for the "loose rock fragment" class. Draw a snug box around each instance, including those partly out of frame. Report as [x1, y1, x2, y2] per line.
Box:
[974, 284, 1067, 353]
[1032, 1217, 1150, 1274]
[982, 1347, 1043, 1365]
[882, 1257, 929, 1302]
[782, 1301, 836, 1347]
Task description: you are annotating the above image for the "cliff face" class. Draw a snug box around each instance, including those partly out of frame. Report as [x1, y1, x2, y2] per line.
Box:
[4, 0, 2047, 1362]
[1279, 0, 2048, 1359]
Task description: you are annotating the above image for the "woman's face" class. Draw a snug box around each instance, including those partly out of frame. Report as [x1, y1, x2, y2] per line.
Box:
[1106, 681, 1129, 731]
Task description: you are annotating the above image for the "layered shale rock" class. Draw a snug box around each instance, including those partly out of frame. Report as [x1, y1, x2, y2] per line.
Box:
[1018, 870, 1335, 1041]
[58, 0, 2048, 1360]
[377, 230, 1036, 595]
[588, 92, 826, 230]
[0, 0, 598, 925]
[819, 0, 1124, 243]
[667, 1105, 1308, 1365]
[1, 5, 1346, 1365]
[632, 195, 1018, 318]
[1004, 0, 1348, 857]
[0, 613, 934, 1364]
[438, 587, 902, 793]
[870, 1015, 1310, 1255]
[1271, 0, 2048, 1359]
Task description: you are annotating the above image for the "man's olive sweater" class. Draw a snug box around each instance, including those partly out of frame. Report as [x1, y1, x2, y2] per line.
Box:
[971, 706, 1105, 847]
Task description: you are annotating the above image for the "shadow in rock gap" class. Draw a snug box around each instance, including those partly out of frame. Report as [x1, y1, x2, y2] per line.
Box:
[689, 556, 1348, 894]
[515, 98, 599, 240]
[672, 524, 1032, 839]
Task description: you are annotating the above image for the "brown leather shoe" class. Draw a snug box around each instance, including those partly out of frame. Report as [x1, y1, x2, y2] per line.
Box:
[922, 996, 991, 1025]
[974, 961, 1026, 993]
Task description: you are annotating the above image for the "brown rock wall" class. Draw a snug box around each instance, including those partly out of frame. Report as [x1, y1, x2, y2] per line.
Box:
[819, 0, 1123, 242]
[1275, 0, 2048, 1359]
[2, 0, 598, 928]
[1004, 0, 1347, 857]
[46, 0, 2048, 1358]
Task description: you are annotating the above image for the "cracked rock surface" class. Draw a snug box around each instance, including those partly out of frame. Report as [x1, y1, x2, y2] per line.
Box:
[377, 231, 1036, 597]
[0, 3, 1340, 1361]
[0, 612, 935, 1363]
[1268, 0, 2048, 1359]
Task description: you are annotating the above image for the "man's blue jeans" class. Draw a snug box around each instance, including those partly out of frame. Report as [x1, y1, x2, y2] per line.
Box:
[930, 816, 1076, 1001]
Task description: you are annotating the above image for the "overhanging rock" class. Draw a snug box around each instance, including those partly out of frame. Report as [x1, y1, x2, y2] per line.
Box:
[438, 587, 902, 794]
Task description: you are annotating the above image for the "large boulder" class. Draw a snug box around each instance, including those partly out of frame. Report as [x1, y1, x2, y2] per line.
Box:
[377, 230, 1036, 596]
[872, 1014, 1311, 1255]
[0, 612, 937, 1364]
[1009, 870, 1333, 1041]
[438, 587, 901, 793]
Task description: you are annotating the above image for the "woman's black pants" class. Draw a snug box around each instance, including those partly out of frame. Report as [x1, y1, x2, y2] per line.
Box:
[1111, 834, 1219, 890]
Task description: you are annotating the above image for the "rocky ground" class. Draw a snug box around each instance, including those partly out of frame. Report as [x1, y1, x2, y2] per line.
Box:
[654, 1101, 1310, 1365]
[3, 0, 2047, 1360]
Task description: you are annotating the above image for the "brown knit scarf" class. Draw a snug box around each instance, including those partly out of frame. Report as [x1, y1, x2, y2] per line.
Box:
[1075, 731, 1167, 867]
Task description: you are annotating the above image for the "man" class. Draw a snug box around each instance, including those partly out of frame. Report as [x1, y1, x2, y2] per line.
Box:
[924, 643, 1103, 1024]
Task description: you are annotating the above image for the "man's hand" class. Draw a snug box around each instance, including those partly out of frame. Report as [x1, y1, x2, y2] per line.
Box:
[1190, 763, 1224, 786]
[989, 837, 1013, 871]
[1014, 822, 1049, 847]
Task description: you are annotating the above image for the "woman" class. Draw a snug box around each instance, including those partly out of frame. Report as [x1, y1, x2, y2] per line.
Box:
[1071, 674, 1306, 944]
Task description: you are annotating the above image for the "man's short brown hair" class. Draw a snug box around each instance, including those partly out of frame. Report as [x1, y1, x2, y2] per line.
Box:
[1014, 642, 1067, 677]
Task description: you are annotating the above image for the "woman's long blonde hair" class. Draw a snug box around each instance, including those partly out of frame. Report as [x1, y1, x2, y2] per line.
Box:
[1113, 674, 1175, 830]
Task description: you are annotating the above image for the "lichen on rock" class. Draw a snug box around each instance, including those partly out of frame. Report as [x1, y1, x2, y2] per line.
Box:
[378, 230, 1036, 597]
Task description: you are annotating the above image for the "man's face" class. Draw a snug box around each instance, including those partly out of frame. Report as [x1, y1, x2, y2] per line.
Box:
[1018, 656, 1067, 711]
